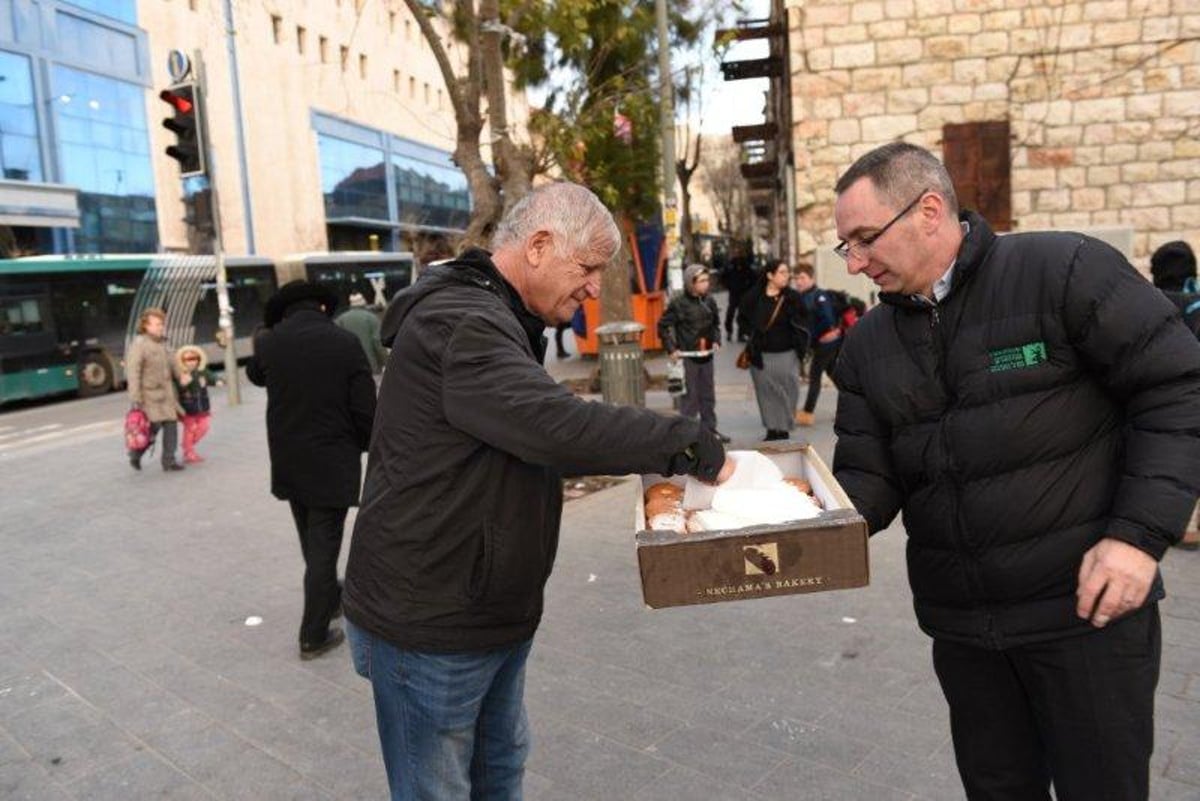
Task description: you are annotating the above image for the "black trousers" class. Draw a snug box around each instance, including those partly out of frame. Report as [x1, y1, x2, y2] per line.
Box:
[933, 604, 1160, 801]
[725, 289, 746, 338]
[140, 420, 179, 467]
[287, 501, 348, 646]
[803, 339, 841, 413]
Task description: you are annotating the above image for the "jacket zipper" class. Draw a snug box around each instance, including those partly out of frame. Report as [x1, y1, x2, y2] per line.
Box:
[928, 302, 999, 648]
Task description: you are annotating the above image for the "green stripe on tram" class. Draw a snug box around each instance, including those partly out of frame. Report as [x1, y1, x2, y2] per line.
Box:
[0, 365, 78, 401]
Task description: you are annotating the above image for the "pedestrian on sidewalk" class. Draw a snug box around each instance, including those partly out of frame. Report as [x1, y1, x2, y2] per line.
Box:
[792, 266, 843, 427]
[831, 142, 1200, 801]
[737, 258, 809, 441]
[247, 281, 377, 661]
[125, 307, 185, 472]
[1150, 239, 1200, 551]
[173, 345, 217, 464]
[343, 181, 732, 801]
[659, 263, 730, 443]
[335, 288, 389, 375]
[722, 245, 755, 341]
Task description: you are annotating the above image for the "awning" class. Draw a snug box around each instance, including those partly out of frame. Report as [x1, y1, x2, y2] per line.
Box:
[0, 179, 80, 228]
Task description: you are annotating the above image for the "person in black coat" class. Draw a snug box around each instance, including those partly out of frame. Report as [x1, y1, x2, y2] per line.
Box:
[247, 281, 376, 660]
[343, 182, 732, 800]
[721, 247, 756, 341]
[831, 143, 1200, 801]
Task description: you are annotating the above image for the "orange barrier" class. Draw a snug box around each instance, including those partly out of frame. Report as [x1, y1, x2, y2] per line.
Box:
[575, 291, 666, 356]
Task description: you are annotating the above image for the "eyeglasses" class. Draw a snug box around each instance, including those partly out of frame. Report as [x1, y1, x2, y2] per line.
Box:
[834, 190, 928, 262]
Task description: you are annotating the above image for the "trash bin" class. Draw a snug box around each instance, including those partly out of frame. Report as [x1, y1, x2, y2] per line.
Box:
[595, 321, 645, 407]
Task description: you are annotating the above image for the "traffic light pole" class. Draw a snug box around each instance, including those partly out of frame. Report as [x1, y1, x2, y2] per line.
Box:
[193, 51, 240, 406]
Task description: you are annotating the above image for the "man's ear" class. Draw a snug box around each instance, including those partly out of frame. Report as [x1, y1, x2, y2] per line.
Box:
[920, 191, 946, 231]
[526, 230, 553, 269]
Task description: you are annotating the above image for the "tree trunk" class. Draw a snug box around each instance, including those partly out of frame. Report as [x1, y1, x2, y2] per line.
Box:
[600, 214, 635, 324]
[479, 0, 532, 217]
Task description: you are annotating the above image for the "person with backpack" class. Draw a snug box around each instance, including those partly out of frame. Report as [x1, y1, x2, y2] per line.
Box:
[1150, 239, 1200, 550]
[792, 266, 851, 426]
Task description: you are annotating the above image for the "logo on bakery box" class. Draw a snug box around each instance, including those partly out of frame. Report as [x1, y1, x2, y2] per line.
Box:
[743, 543, 779, 575]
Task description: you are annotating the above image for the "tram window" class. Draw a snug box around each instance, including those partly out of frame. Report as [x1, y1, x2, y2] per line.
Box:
[2, 298, 44, 334]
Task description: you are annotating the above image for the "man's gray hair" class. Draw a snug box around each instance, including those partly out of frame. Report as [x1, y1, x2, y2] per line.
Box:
[492, 182, 621, 261]
[835, 142, 959, 216]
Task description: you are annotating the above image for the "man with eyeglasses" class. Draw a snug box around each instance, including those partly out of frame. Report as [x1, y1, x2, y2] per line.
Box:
[829, 142, 1200, 801]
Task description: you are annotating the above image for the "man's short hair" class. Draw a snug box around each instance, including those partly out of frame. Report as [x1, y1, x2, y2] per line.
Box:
[835, 142, 959, 216]
[794, 263, 815, 278]
[491, 182, 620, 263]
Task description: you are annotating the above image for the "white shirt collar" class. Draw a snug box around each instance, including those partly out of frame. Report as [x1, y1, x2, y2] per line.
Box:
[930, 220, 971, 303]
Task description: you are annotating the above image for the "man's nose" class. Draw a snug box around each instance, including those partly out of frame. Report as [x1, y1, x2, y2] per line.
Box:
[845, 250, 869, 275]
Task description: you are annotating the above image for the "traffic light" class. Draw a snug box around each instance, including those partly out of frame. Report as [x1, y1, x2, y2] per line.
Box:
[159, 82, 206, 177]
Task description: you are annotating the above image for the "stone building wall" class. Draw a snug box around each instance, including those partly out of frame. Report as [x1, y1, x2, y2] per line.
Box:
[789, 0, 1200, 271]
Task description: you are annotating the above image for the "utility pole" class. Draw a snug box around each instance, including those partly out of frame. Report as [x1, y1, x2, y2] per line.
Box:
[656, 0, 682, 293]
[193, 51, 240, 405]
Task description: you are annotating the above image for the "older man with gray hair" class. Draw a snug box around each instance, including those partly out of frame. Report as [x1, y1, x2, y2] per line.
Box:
[343, 181, 732, 800]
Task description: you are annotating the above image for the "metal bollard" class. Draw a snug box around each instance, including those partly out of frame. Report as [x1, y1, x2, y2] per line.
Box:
[595, 321, 645, 407]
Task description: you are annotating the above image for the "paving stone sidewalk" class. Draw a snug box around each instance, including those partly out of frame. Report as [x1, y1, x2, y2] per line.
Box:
[1, 297, 1198, 800]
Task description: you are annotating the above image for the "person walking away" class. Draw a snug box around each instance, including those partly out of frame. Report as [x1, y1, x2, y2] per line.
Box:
[343, 182, 732, 801]
[722, 248, 756, 341]
[831, 142, 1200, 801]
[659, 264, 730, 443]
[248, 281, 377, 660]
[1150, 239, 1200, 550]
[126, 308, 184, 472]
[737, 259, 809, 440]
[335, 288, 389, 374]
[792, 266, 844, 426]
[174, 344, 217, 463]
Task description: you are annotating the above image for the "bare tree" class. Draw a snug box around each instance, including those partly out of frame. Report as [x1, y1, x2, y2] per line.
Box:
[401, 0, 532, 247]
[701, 135, 752, 242]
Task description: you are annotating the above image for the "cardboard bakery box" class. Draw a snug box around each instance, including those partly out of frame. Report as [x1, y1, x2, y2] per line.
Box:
[635, 441, 869, 609]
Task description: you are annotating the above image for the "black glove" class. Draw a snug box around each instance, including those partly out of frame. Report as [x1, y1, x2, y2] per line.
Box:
[666, 427, 726, 482]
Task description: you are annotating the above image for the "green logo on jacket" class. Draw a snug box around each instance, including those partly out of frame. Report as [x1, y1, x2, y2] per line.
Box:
[989, 341, 1048, 373]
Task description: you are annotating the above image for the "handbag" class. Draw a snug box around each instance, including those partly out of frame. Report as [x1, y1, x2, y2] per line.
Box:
[736, 294, 786, 370]
[124, 406, 152, 453]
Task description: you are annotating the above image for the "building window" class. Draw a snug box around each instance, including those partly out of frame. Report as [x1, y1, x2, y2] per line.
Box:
[52, 65, 157, 253]
[423, 82, 429, 105]
[59, 1, 136, 24]
[393, 69, 400, 93]
[392, 149, 471, 230]
[319, 36, 328, 63]
[389, 11, 396, 33]
[408, 76, 415, 98]
[271, 15, 283, 44]
[297, 26, 307, 55]
[405, 19, 412, 40]
[0, 51, 44, 182]
[436, 88, 443, 110]
[318, 134, 389, 221]
[340, 45, 349, 72]
[359, 54, 367, 79]
[942, 120, 1012, 232]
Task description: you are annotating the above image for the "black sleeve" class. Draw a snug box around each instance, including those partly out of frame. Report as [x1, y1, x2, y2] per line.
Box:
[442, 312, 717, 478]
[658, 296, 680, 353]
[246, 329, 269, 386]
[706, 297, 722, 346]
[832, 337, 905, 534]
[345, 345, 377, 451]
[737, 291, 757, 335]
[1060, 237, 1200, 558]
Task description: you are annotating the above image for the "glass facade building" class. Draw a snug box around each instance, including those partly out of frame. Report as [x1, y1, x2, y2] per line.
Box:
[314, 111, 470, 251]
[0, 1, 156, 254]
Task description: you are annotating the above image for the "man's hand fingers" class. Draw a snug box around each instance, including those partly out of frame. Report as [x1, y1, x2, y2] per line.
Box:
[1090, 581, 1126, 627]
[1075, 549, 1101, 620]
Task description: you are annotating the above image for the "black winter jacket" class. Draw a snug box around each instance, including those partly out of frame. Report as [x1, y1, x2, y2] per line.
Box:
[658, 290, 721, 357]
[833, 213, 1200, 649]
[344, 249, 716, 652]
[737, 287, 809, 369]
[247, 309, 376, 507]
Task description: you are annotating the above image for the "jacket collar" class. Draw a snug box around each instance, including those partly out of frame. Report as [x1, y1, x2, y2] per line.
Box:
[434, 247, 549, 360]
[880, 210, 995, 310]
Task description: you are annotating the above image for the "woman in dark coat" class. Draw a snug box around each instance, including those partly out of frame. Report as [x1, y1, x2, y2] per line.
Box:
[247, 281, 377, 659]
[737, 259, 809, 440]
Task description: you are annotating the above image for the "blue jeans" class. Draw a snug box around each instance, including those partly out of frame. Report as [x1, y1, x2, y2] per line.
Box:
[347, 620, 532, 801]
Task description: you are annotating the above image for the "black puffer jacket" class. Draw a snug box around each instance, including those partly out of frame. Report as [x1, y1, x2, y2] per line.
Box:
[658, 290, 721, 356]
[344, 249, 718, 652]
[833, 213, 1200, 649]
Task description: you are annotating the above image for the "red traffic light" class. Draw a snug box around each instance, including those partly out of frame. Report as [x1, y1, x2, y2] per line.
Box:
[159, 88, 194, 115]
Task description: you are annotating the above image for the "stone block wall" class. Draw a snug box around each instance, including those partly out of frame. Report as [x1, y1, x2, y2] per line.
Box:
[789, 0, 1200, 269]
